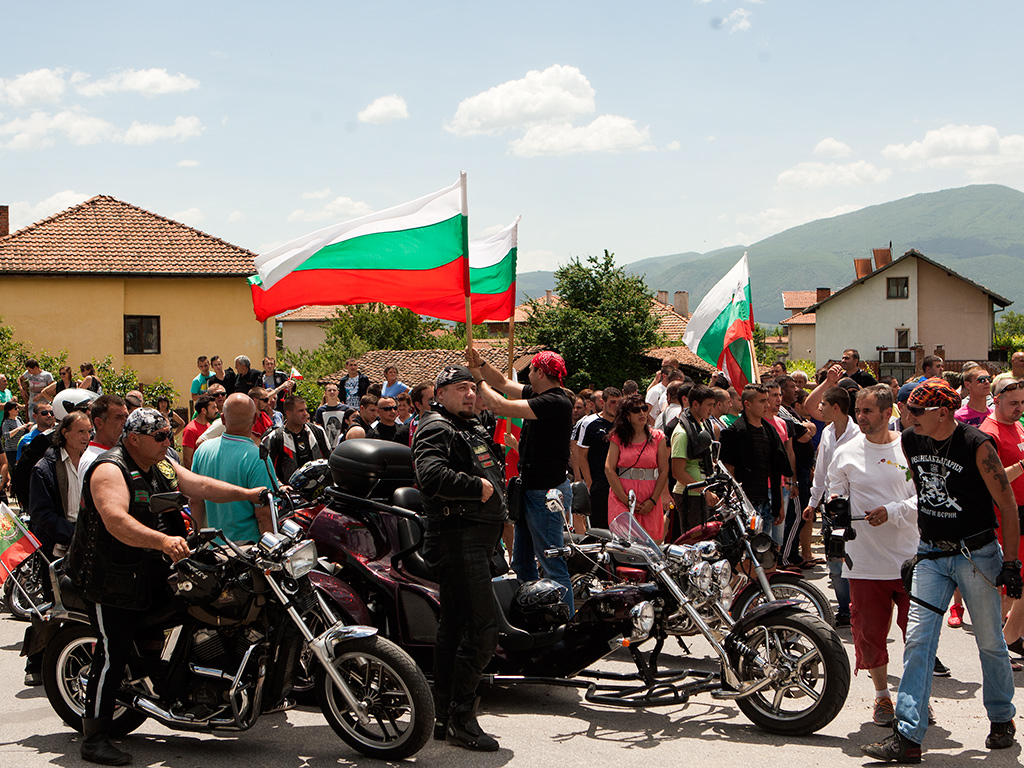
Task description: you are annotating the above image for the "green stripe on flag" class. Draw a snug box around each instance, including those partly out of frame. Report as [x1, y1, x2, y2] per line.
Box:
[695, 284, 752, 365]
[469, 248, 516, 295]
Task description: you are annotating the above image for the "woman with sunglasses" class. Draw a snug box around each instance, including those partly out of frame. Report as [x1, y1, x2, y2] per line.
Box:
[79, 362, 103, 394]
[605, 393, 670, 542]
[40, 365, 75, 401]
[955, 366, 994, 427]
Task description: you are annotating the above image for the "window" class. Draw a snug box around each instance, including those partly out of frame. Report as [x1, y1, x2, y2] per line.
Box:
[896, 328, 910, 348]
[887, 276, 909, 299]
[124, 316, 160, 355]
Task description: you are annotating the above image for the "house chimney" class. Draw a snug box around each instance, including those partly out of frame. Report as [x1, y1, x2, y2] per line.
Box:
[656, 290, 668, 305]
[0, 205, 8, 238]
[873, 247, 892, 269]
[816, 287, 831, 303]
[854, 258, 873, 279]
[673, 291, 689, 317]
[545, 289, 553, 305]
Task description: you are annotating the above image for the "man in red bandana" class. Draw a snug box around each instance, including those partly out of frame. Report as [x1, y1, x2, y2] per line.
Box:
[466, 346, 575, 614]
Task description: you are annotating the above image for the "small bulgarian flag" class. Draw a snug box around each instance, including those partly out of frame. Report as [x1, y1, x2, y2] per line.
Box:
[492, 416, 523, 482]
[250, 176, 469, 323]
[0, 503, 39, 586]
[683, 253, 758, 388]
[289, 366, 303, 380]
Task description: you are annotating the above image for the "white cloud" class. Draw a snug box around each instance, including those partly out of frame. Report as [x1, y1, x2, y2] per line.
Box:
[0, 68, 67, 107]
[510, 115, 652, 157]
[357, 94, 409, 124]
[729, 202, 860, 246]
[881, 124, 1024, 180]
[777, 160, 891, 188]
[287, 196, 374, 223]
[713, 9, 752, 32]
[177, 159, 200, 167]
[10, 190, 91, 229]
[302, 188, 332, 200]
[0, 110, 117, 150]
[227, 210, 245, 223]
[75, 68, 200, 97]
[447, 64, 595, 136]
[813, 137, 852, 159]
[123, 115, 203, 145]
[666, 140, 681, 151]
[172, 207, 205, 226]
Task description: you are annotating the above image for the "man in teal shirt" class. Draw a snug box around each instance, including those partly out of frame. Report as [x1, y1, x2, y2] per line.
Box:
[191, 393, 273, 541]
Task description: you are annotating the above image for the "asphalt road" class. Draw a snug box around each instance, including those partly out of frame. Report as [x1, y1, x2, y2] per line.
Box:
[1, 567, 1021, 767]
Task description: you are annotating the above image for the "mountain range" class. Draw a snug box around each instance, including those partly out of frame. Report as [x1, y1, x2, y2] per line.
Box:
[515, 184, 1024, 325]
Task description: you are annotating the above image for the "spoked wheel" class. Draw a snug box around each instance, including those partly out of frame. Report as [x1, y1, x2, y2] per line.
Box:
[4, 552, 47, 620]
[41, 623, 147, 736]
[317, 635, 433, 760]
[730, 572, 835, 627]
[728, 606, 849, 735]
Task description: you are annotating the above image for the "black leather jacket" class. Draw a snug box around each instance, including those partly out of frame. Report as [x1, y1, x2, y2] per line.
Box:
[66, 445, 179, 610]
[29, 446, 73, 557]
[412, 405, 507, 526]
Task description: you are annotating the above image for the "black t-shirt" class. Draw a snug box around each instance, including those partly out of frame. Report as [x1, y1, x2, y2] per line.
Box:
[582, 415, 614, 488]
[209, 369, 236, 393]
[746, 425, 772, 503]
[369, 422, 399, 442]
[850, 369, 878, 388]
[901, 423, 998, 542]
[518, 385, 573, 489]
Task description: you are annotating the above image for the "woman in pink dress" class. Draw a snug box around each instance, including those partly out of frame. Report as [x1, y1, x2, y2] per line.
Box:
[604, 394, 670, 541]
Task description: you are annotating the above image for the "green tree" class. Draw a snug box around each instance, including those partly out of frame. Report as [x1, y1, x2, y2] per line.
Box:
[754, 323, 784, 367]
[994, 310, 1024, 356]
[522, 251, 662, 390]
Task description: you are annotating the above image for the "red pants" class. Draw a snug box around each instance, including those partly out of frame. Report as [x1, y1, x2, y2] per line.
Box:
[849, 578, 910, 672]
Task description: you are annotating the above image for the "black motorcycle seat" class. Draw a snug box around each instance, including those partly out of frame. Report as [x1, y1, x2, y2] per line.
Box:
[395, 517, 434, 582]
[57, 574, 181, 628]
[391, 487, 422, 512]
[490, 576, 566, 652]
[58, 574, 90, 614]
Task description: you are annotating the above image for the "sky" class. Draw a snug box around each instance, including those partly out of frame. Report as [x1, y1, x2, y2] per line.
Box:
[3, 2, 1024, 276]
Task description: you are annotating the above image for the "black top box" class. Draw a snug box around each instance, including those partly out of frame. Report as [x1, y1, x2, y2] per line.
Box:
[328, 438, 415, 498]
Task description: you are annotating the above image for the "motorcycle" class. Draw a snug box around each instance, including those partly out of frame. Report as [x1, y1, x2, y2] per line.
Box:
[27, 490, 434, 760]
[290, 440, 850, 735]
[4, 547, 48, 620]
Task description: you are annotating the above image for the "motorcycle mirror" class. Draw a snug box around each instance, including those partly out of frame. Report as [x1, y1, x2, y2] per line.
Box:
[627, 489, 637, 513]
[259, 443, 270, 462]
[696, 431, 713, 453]
[570, 481, 591, 517]
[150, 491, 189, 515]
[710, 440, 721, 464]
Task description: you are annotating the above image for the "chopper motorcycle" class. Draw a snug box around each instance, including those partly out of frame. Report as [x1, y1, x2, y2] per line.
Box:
[28, 490, 434, 760]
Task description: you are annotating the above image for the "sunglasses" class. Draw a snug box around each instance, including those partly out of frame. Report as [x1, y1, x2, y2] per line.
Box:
[907, 405, 941, 417]
[147, 430, 173, 442]
[258, 397, 270, 403]
[975, 376, 992, 383]
[212, 392, 227, 398]
[38, 410, 54, 416]
[997, 381, 1024, 394]
[379, 406, 397, 411]
[628, 404, 650, 414]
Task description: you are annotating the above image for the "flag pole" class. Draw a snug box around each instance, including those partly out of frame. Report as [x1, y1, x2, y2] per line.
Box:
[507, 314, 516, 377]
[746, 251, 759, 384]
[460, 171, 473, 347]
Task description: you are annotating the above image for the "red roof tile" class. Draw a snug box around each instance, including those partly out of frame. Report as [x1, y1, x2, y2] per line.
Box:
[277, 305, 344, 322]
[0, 195, 256, 276]
[782, 290, 819, 311]
[780, 312, 816, 325]
[317, 345, 546, 387]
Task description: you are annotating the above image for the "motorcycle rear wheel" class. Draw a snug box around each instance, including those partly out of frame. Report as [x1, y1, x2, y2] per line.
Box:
[728, 606, 850, 735]
[730, 572, 835, 627]
[41, 623, 148, 736]
[317, 634, 433, 760]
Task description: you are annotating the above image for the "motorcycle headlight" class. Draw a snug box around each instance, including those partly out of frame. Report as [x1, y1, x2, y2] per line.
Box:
[688, 561, 713, 593]
[712, 559, 732, 593]
[283, 539, 318, 579]
[748, 514, 764, 536]
[665, 544, 698, 568]
[630, 601, 655, 639]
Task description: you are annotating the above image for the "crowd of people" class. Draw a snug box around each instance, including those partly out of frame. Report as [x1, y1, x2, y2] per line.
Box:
[2, 344, 1023, 761]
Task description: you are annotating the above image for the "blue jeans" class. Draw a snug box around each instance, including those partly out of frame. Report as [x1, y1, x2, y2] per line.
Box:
[895, 540, 1016, 745]
[772, 486, 789, 545]
[512, 478, 574, 614]
[829, 557, 851, 618]
[752, 499, 773, 534]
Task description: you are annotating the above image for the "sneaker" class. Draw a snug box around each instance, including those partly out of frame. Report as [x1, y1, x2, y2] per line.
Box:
[873, 698, 895, 728]
[928, 705, 936, 725]
[985, 719, 1016, 750]
[861, 731, 922, 764]
[932, 657, 951, 677]
[947, 603, 964, 628]
[24, 671, 41, 687]
[835, 613, 851, 628]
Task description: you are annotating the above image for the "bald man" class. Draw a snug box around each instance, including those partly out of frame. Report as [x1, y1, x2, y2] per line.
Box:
[189, 393, 275, 541]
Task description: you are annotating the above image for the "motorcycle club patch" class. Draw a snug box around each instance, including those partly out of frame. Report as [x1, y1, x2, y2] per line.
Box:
[472, 442, 495, 468]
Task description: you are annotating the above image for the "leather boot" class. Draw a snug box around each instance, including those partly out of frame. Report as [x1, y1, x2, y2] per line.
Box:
[446, 697, 499, 752]
[81, 718, 131, 765]
[432, 688, 449, 740]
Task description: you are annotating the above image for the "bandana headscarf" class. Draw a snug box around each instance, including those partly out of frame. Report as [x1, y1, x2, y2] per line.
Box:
[124, 407, 169, 435]
[531, 351, 567, 383]
[436, 365, 474, 389]
[907, 377, 961, 411]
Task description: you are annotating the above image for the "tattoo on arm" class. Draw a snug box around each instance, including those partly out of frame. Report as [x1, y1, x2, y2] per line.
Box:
[982, 441, 1011, 492]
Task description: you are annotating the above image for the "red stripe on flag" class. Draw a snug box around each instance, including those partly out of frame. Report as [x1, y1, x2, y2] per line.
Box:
[0, 538, 38, 586]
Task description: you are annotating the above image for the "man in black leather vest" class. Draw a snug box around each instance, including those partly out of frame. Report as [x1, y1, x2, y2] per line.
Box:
[65, 408, 267, 765]
[413, 365, 507, 752]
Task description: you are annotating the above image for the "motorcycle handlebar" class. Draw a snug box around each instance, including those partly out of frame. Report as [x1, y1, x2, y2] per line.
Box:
[543, 547, 572, 559]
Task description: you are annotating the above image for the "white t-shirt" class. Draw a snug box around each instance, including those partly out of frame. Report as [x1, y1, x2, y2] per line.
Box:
[573, 412, 600, 446]
[646, 382, 667, 422]
[827, 433, 919, 580]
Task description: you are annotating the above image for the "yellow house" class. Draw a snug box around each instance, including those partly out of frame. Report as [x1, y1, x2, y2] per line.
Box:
[0, 196, 270, 406]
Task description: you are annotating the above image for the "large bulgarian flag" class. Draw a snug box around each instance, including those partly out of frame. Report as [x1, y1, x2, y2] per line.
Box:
[0, 503, 39, 586]
[250, 176, 469, 322]
[426, 216, 519, 324]
[682, 253, 758, 388]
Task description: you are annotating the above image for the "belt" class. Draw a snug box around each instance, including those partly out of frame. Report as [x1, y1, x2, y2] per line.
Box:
[922, 528, 996, 552]
[618, 467, 656, 481]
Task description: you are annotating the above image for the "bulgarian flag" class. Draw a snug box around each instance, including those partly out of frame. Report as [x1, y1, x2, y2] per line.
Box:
[683, 253, 758, 388]
[0, 503, 39, 586]
[493, 415, 523, 482]
[250, 176, 469, 322]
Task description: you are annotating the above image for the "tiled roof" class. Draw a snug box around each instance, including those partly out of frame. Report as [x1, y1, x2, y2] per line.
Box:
[277, 305, 343, 322]
[783, 290, 819, 311]
[317, 345, 546, 387]
[0, 195, 256, 276]
[643, 345, 772, 378]
[780, 312, 816, 325]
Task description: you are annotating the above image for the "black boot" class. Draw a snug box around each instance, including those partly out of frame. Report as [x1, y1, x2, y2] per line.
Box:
[446, 697, 499, 752]
[432, 688, 449, 740]
[81, 718, 131, 766]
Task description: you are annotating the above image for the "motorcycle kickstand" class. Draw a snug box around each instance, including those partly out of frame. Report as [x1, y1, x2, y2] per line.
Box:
[629, 643, 657, 685]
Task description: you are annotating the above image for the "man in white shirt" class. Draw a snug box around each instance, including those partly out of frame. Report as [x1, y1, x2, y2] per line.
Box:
[78, 395, 129, 484]
[827, 383, 919, 728]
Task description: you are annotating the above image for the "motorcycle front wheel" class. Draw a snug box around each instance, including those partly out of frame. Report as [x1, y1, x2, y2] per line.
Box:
[728, 606, 850, 735]
[317, 635, 433, 760]
[4, 552, 46, 620]
[41, 623, 148, 736]
[730, 572, 835, 627]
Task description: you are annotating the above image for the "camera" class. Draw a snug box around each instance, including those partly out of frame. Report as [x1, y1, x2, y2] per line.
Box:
[823, 496, 858, 567]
